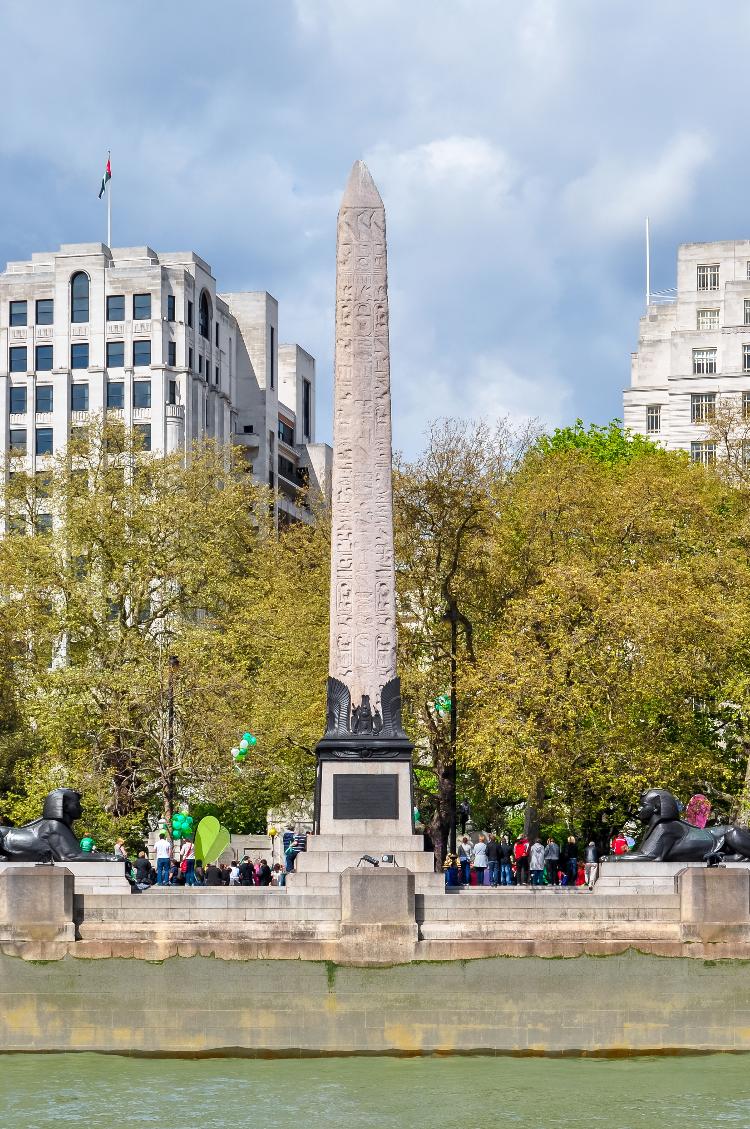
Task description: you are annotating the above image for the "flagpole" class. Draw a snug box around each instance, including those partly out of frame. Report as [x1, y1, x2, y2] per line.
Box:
[645, 216, 650, 309]
[107, 150, 111, 248]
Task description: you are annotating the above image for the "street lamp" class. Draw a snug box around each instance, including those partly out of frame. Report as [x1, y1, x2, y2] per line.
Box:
[166, 654, 180, 821]
[442, 605, 458, 857]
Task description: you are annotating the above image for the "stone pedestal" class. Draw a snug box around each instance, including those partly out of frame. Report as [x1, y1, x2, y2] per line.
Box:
[0, 864, 75, 942]
[0, 859, 131, 896]
[338, 866, 418, 962]
[679, 866, 750, 941]
[315, 753, 414, 836]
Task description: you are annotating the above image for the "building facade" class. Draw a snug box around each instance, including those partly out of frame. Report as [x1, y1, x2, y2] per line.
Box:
[0, 242, 331, 524]
[624, 240, 750, 463]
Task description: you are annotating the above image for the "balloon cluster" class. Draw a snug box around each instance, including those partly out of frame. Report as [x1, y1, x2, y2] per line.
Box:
[231, 730, 257, 765]
[434, 694, 452, 717]
[79, 836, 96, 853]
[171, 811, 194, 840]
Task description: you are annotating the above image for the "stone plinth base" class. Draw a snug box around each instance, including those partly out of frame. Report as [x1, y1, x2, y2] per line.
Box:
[316, 757, 414, 837]
[0, 864, 75, 942]
[679, 866, 750, 941]
[596, 859, 750, 895]
[0, 860, 131, 896]
[285, 832, 442, 894]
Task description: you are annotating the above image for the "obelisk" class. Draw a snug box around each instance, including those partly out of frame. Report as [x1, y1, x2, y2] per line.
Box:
[314, 160, 413, 834]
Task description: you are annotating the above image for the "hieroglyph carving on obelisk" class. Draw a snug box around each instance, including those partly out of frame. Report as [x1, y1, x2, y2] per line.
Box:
[328, 161, 397, 721]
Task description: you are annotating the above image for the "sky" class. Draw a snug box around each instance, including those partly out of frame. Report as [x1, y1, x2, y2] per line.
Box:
[1, 0, 748, 455]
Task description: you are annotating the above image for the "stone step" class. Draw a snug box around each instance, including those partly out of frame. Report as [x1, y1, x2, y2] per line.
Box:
[296, 851, 436, 874]
[81, 891, 340, 910]
[420, 906, 681, 923]
[80, 904, 342, 923]
[419, 921, 682, 941]
[306, 835, 427, 853]
[78, 921, 342, 941]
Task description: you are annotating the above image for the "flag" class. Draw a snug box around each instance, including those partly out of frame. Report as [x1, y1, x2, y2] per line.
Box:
[98, 155, 111, 199]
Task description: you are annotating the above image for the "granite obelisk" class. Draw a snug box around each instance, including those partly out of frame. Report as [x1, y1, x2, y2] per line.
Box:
[314, 160, 413, 834]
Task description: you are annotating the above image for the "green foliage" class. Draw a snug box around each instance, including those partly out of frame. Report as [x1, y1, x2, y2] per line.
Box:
[536, 418, 661, 465]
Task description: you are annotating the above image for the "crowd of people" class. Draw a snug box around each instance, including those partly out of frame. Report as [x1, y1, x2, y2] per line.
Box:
[115, 833, 299, 892]
[447, 832, 622, 890]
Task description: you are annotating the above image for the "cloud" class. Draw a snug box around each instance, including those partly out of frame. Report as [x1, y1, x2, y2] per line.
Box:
[562, 132, 712, 239]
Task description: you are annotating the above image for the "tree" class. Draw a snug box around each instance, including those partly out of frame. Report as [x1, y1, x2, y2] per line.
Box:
[462, 445, 750, 845]
[536, 418, 659, 465]
[0, 419, 269, 845]
[393, 417, 535, 863]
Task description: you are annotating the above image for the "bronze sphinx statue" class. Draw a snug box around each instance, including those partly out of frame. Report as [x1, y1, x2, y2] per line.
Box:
[609, 788, 750, 863]
[0, 788, 119, 863]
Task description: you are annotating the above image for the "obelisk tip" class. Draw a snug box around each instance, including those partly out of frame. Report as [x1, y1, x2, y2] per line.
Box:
[341, 160, 383, 208]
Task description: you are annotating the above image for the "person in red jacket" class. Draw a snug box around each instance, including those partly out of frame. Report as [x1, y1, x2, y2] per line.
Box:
[514, 834, 530, 885]
[611, 832, 629, 855]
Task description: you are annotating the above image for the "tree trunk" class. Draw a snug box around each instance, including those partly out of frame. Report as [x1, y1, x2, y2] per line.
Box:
[430, 744, 454, 869]
[523, 779, 545, 844]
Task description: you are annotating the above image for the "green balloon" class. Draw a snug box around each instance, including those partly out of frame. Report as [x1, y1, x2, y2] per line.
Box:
[242, 732, 252, 742]
[248, 735, 257, 746]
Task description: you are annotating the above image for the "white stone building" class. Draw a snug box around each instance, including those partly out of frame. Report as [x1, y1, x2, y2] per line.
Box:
[0, 242, 331, 524]
[624, 240, 750, 463]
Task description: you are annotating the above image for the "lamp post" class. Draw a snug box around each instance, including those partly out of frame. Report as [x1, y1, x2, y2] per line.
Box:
[166, 654, 180, 822]
[443, 605, 458, 857]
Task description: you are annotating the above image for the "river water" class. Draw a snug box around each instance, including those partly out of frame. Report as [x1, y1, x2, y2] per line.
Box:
[1, 1053, 749, 1128]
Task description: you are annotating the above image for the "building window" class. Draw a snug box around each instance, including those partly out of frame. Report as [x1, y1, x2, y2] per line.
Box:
[198, 355, 202, 375]
[35, 345, 53, 371]
[697, 308, 719, 330]
[133, 339, 151, 367]
[278, 419, 295, 445]
[743, 392, 750, 420]
[646, 405, 661, 433]
[106, 341, 124, 368]
[303, 379, 311, 440]
[692, 348, 717, 374]
[270, 325, 275, 389]
[691, 441, 716, 465]
[747, 262, 750, 281]
[167, 294, 175, 322]
[168, 341, 176, 367]
[71, 272, 89, 322]
[133, 293, 151, 320]
[35, 427, 53, 455]
[35, 385, 53, 413]
[71, 384, 89, 412]
[9, 347, 27, 373]
[199, 291, 210, 339]
[691, 392, 716, 423]
[133, 380, 151, 408]
[35, 299, 53, 325]
[268, 431, 275, 489]
[71, 343, 89, 369]
[215, 365, 219, 385]
[187, 300, 193, 328]
[9, 386, 27, 414]
[167, 379, 177, 405]
[107, 382, 124, 410]
[107, 295, 125, 321]
[9, 427, 26, 453]
[134, 423, 151, 451]
[188, 347, 193, 370]
[744, 346, 750, 374]
[9, 300, 27, 326]
[697, 264, 719, 291]
[215, 321, 219, 346]
[278, 454, 297, 482]
[35, 513, 53, 534]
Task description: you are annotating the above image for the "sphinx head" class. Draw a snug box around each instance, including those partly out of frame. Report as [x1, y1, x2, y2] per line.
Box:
[637, 788, 680, 824]
[41, 788, 83, 826]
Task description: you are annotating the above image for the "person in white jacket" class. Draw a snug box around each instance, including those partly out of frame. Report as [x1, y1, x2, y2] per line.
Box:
[471, 835, 489, 887]
[529, 839, 546, 886]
